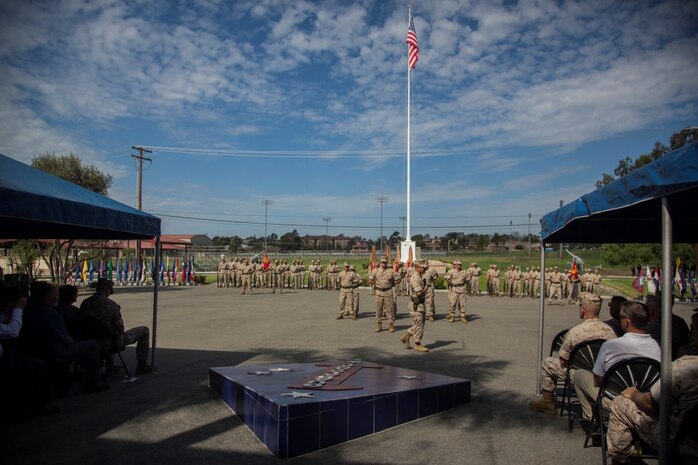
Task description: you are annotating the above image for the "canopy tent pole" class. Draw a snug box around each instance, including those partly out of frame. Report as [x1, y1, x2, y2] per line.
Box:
[659, 198, 672, 465]
[535, 243, 546, 395]
[151, 235, 161, 371]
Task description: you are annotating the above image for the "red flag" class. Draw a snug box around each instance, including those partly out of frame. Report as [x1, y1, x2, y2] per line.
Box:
[632, 273, 644, 294]
[370, 245, 376, 271]
[394, 245, 401, 272]
[406, 6, 419, 69]
[571, 261, 578, 280]
[407, 246, 413, 268]
[385, 247, 390, 261]
[263, 252, 270, 271]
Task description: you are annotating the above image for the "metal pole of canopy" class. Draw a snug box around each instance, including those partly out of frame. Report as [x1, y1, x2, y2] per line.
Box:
[151, 235, 160, 372]
[659, 198, 672, 465]
[536, 243, 546, 395]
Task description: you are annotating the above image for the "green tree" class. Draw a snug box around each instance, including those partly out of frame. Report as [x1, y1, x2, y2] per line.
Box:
[30, 152, 113, 283]
[9, 240, 42, 279]
[32, 152, 113, 195]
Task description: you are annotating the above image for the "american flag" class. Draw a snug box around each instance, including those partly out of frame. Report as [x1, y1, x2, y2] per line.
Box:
[406, 6, 419, 69]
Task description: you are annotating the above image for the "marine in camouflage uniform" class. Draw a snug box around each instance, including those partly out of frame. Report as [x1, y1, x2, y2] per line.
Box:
[444, 260, 468, 323]
[470, 262, 482, 296]
[532, 267, 541, 298]
[217, 257, 226, 288]
[504, 266, 514, 297]
[315, 261, 324, 290]
[399, 260, 429, 352]
[350, 265, 360, 315]
[327, 260, 339, 290]
[548, 266, 564, 305]
[529, 292, 616, 415]
[592, 270, 602, 295]
[607, 355, 698, 463]
[369, 257, 400, 332]
[240, 259, 254, 294]
[423, 264, 438, 321]
[491, 265, 500, 297]
[512, 266, 523, 297]
[336, 262, 360, 320]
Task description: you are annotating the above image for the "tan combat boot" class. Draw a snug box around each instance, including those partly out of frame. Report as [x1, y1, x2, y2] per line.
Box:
[388, 323, 395, 333]
[400, 332, 412, 349]
[414, 343, 429, 352]
[528, 390, 557, 415]
[351, 314, 357, 321]
[336, 314, 344, 320]
[461, 316, 468, 324]
[375, 322, 382, 332]
[448, 315, 455, 323]
[428, 315, 435, 322]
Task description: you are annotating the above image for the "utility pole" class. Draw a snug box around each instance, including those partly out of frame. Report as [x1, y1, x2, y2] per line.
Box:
[509, 220, 513, 256]
[132, 146, 152, 263]
[261, 199, 273, 251]
[528, 212, 532, 257]
[376, 196, 389, 252]
[322, 217, 332, 251]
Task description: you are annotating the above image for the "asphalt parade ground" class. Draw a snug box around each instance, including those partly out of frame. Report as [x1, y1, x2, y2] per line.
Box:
[5, 285, 694, 465]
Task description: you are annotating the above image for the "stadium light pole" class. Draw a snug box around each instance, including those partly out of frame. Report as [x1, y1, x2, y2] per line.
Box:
[261, 199, 273, 250]
[322, 217, 332, 251]
[376, 196, 389, 252]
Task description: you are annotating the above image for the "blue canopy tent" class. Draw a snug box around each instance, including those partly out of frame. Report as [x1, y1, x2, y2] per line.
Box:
[0, 153, 163, 368]
[538, 141, 698, 465]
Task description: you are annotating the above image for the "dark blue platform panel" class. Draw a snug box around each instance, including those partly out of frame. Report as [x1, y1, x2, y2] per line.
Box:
[209, 362, 471, 458]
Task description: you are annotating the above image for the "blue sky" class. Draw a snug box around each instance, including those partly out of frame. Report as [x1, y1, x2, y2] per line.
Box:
[1, 0, 697, 241]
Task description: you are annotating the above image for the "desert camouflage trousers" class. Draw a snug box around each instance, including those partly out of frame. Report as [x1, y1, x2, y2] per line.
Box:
[607, 395, 656, 461]
[447, 291, 466, 318]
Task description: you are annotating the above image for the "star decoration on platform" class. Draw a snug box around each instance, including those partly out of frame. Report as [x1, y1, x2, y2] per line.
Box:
[269, 368, 293, 372]
[280, 391, 315, 399]
[399, 375, 420, 380]
[248, 371, 273, 375]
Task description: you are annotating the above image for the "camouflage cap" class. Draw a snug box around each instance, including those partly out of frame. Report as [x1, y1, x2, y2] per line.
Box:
[344, 262, 350, 267]
[414, 259, 429, 268]
[453, 260, 462, 265]
[579, 292, 601, 306]
[380, 257, 388, 263]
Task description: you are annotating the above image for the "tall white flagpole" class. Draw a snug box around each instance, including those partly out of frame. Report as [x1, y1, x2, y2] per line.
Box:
[406, 51, 411, 241]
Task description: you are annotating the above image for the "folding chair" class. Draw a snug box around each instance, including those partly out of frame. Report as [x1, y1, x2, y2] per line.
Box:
[585, 357, 660, 465]
[73, 314, 131, 380]
[561, 338, 607, 431]
[547, 328, 569, 416]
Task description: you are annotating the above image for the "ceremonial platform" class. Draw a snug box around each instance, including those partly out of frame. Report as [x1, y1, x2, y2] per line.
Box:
[209, 361, 471, 458]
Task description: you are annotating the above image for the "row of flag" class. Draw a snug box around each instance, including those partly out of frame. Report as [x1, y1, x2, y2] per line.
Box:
[71, 256, 196, 285]
[369, 244, 414, 273]
[632, 261, 697, 297]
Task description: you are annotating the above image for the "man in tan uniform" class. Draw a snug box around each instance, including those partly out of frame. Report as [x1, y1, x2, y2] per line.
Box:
[444, 260, 468, 323]
[399, 260, 430, 352]
[369, 257, 400, 332]
[491, 265, 500, 297]
[529, 292, 616, 415]
[424, 263, 438, 322]
[512, 266, 523, 297]
[606, 355, 698, 464]
[592, 269, 602, 295]
[241, 259, 254, 294]
[548, 266, 564, 305]
[504, 266, 514, 297]
[470, 262, 482, 296]
[350, 265, 361, 315]
[336, 262, 360, 320]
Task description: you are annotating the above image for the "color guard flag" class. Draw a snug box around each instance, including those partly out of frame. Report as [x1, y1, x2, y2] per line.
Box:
[370, 245, 376, 272]
[82, 260, 88, 282]
[88, 259, 94, 282]
[407, 246, 413, 268]
[394, 245, 401, 272]
[263, 251, 270, 271]
[406, 5, 419, 69]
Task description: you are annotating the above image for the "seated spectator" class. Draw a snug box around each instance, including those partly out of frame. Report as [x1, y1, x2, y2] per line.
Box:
[678, 312, 698, 358]
[606, 355, 698, 465]
[79, 278, 152, 375]
[0, 286, 58, 415]
[571, 301, 661, 421]
[56, 284, 79, 321]
[529, 292, 617, 415]
[20, 282, 107, 393]
[646, 294, 690, 360]
[605, 295, 628, 338]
